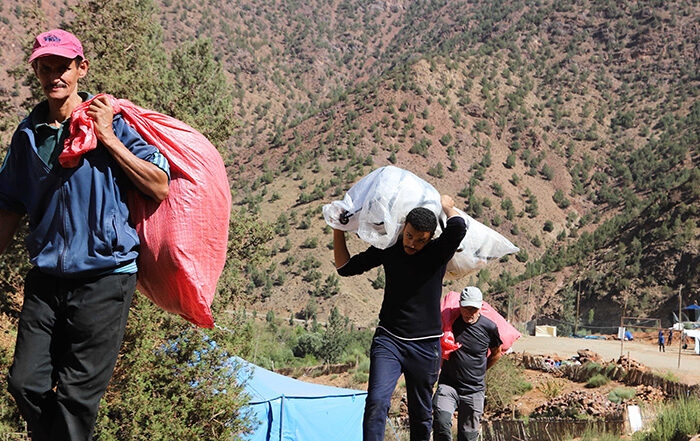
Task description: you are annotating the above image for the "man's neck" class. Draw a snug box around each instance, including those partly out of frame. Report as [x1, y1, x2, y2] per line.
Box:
[46, 93, 83, 126]
[464, 312, 480, 325]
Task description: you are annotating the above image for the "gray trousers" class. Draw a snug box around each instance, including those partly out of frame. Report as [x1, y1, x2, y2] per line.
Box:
[432, 383, 484, 441]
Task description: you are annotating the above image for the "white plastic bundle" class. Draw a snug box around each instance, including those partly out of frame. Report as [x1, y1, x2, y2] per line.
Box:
[441, 208, 520, 280]
[322, 166, 441, 249]
[323, 166, 519, 279]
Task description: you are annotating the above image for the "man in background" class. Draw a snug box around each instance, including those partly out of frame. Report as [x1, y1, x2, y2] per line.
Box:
[433, 287, 502, 441]
[658, 329, 666, 352]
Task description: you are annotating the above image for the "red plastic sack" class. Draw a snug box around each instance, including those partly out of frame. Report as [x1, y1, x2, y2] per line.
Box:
[61, 94, 231, 328]
[440, 290, 521, 360]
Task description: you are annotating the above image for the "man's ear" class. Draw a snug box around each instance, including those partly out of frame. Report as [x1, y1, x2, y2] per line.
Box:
[77, 59, 89, 79]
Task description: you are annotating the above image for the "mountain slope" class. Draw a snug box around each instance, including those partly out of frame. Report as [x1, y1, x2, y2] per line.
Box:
[0, 0, 697, 328]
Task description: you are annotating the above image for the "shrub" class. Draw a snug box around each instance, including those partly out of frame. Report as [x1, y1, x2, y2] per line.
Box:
[439, 133, 452, 146]
[553, 189, 571, 208]
[408, 138, 432, 157]
[608, 387, 636, 404]
[541, 164, 554, 180]
[586, 374, 610, 388]
[584, 362, 602, 373]
[372, 268, 385, 290]
[537, 379, 566, 400]
[301, 237, 318, 248]
[292, 333, 323, 358]
[633, 397, 700, 441]
[428, 163, 445, 178]
[352, 371, 369, 384]
[350, 356, 371, 385]
[485, 356, 532, 411]
[660, 371, 680, 383]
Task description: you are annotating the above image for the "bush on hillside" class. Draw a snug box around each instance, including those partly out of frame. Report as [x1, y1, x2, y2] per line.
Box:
[632, 397, 700, 441]
[586, 374, 610, 388]
[485, 356, 532, 411]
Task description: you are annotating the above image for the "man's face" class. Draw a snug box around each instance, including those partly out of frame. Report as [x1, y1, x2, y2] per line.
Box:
[33, 55, 87, 101]
[402, 222, 432, 255]
[460, 306, 480, 324]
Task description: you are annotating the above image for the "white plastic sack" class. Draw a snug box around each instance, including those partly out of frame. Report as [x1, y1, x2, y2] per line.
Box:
[323, 166, 519, 277]
[322, 166, 441, 249]
[441, 207, 519, 280]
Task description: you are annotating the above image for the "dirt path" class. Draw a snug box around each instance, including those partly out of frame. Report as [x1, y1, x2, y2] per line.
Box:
[512, 335, 700, 385]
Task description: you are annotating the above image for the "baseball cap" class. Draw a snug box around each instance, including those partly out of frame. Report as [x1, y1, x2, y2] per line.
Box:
[460, 286, 483, 309]
[28, 29, 85, 64]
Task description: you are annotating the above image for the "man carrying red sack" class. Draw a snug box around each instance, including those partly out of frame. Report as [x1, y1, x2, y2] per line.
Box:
[433, 287, 502, 441]
[0, 29, 169, 440]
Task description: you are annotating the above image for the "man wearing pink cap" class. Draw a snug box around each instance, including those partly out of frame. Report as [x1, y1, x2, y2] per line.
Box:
[0, 30, 170, 440]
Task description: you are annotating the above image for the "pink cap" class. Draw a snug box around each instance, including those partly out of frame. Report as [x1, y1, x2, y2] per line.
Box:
[28, 29, 85, 63]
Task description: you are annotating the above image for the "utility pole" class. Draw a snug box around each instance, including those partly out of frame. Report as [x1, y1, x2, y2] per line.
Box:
[528, 280, 534, 322]
[678, 284, 684, 369]
[526, 280, 532, 323]
[575, 280, 581, 337]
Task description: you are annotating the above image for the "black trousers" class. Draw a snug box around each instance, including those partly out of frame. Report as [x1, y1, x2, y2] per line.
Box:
[7, 268, 135, 441]
[363, 329, 440, 441]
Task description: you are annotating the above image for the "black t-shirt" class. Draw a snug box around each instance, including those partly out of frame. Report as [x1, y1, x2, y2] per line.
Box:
[438, 315, 502, 394]
[337, 216, 466, 338]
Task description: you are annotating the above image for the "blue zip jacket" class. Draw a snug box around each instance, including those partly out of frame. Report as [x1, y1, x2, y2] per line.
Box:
[0, 97, 169, 277]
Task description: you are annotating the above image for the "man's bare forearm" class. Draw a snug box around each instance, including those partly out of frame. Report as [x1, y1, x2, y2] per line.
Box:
[0, 210, 22, 254]
[441, 194, 459, 218]
[102, 136, 169, 201]
[486, 346, 503, 370]
[333, 229, 350, 268]
[89, 96, 169, 201]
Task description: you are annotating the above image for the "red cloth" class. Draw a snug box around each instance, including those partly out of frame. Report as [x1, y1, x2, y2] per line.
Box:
[61, 94, 231, 327]
[440, 290, 521, 360]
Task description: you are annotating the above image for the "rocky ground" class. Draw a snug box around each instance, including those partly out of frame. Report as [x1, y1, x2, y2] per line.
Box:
[512, 335, 700, 384]
[295, 347, 677, 429]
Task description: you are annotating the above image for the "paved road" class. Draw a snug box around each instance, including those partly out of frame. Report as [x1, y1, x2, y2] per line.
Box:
[511, 335, 700, 385]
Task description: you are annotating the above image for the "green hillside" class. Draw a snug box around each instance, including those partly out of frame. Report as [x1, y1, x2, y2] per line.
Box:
[0, 0, 697, 355]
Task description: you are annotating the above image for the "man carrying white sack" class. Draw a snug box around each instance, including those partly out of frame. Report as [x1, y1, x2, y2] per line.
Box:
[433, 287, 502, 441]
[332, 195, 466, 441]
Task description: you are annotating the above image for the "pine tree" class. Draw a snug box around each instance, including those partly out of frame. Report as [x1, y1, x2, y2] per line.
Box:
[69, 0, 169, 109]
[68, 0, 236, 148]
[165, 39, 236, 147]
[320, 307, 349, 364]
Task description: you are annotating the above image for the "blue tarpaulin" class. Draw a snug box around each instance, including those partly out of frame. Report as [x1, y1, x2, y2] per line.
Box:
[684, 305, 700, 321]
[233, 357, 367, 441]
